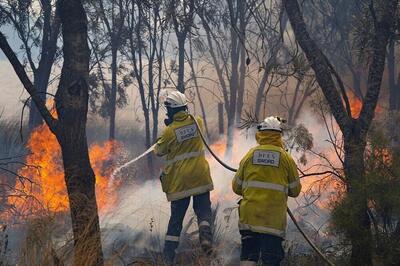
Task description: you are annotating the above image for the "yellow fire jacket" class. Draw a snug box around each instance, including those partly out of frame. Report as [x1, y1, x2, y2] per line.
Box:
[154, 111, 213, 201]
[232, 131, 301, 238]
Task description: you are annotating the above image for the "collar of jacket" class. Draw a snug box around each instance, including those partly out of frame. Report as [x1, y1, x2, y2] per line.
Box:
[255, 131, 283, 148]
[173, 111, 189, 121]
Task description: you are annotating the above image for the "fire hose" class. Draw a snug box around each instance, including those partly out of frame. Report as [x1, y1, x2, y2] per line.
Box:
[188, 114, 335, 266]
[111, 114, 334, 265]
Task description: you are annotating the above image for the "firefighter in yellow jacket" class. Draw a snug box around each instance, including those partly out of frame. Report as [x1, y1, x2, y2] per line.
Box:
[154, 90, 214, 264]
[232, 116, 301, 266]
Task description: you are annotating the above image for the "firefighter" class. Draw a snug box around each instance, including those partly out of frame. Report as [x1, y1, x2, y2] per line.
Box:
[232, 116, 301, 266]
[154, 90, 214, 264]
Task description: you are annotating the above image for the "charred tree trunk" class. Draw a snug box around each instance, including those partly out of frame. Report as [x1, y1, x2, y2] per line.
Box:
[254, 68, 271, 119]
[170, 0, 194, 93]
[143, 108, 154, 176]
[284, 0, 397, 265]
[350, 68, 363, 99]
[388, 41, 400, 111]
[177, 35, 186, 93]
[287, 77, 303, 126]
[29, 72, 50, 128]
[109, 46, 118, 140]
[56, 0, 103, 264]
[218, 102, 224, 135]
[343, 132, 372, 265]
[0, 0, 104, 264]
[225, 2, 240, 158]
[236, 1, 247, 124]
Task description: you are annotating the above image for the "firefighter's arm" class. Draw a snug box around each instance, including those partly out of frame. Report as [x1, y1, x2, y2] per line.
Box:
[232, 154, 249, 196]
[154, 128, 171, 156]
[287, 154, 301, 197]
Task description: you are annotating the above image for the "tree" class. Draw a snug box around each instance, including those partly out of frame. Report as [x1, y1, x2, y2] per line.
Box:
[284, 0, 398, 264]
[0, 0, 104, 264]
[87, 0, 128, 140]
[123, 0, 166, 174]
[197, 0, 248, 156]
[187, 34, 211, 138]
[166, 0, 195, 93]
[0, 0, 60, 130]
[301, 0, 365, 99]
[388, 40, 400, 111]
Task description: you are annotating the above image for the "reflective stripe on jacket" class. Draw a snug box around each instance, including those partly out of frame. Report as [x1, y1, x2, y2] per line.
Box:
[154, 111, 213, 201]
[232, 131, 301, 238]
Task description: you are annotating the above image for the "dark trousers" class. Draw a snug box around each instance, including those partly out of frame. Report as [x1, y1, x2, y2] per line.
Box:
[164, 192, 213, 263]
[240, 230, 284, 266]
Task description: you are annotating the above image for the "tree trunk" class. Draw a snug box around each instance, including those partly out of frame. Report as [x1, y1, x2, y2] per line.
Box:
[254, 69, 270, 119]
[225, 111, 235, 159]
[284, 1, 397, 265]
[218, 102, 224, 135]
[388, 41, 398, 111]
[226, 22, 239, 158]
[343, 133, 372, 266]
[177, 35, 186, 93]
[351, 68, 363, 99]
[196, 84, 211, 139]
[28, 5, 60, 130]
[29, 72, 48, 129]
[188, 36, 210, 139]
[236, 1, 247, 124]
[287, 77, 303, 126]
[152, 111, 159, 145]
[109, 47, 118, 140]
[1, 3, 103, 263]
[143, 109, 154, 177]
[57, 0, 103, 264]
[60, 133, 103, 265]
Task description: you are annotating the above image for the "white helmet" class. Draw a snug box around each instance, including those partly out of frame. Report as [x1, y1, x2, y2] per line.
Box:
[164, 91, 187, 108]
[257, 116, 285, 132]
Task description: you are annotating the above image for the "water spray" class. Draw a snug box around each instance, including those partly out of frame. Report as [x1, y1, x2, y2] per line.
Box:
[188, 114, 335, 266]
[110, 143, 157, 181]
[109, 113, 334, 265]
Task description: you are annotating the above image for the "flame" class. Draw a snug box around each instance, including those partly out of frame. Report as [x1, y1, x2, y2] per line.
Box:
[349, 93, 363, 118]
[348, 91, 382, 118]
[7, 123, 123, 218]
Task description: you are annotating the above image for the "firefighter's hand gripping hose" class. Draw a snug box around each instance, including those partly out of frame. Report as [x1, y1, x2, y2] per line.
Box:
[188, 114, 334, 266]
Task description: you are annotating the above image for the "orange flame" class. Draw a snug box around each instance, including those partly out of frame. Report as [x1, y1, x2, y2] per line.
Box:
[349, 92, 363, 118]
[8, 123, 122, 218]
[348, 91, 382, 118]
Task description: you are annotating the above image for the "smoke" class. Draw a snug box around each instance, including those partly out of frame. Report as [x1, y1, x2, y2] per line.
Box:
[99, 111, 343, 263]
[98, 130, 256, 262]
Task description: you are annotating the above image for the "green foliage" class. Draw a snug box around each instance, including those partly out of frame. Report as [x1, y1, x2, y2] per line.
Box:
[331, 117, 400, 265]
[285, 124, 314, 165]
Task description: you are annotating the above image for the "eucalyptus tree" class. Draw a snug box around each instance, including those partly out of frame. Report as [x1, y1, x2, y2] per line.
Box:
[87, 0, 128, 140]
[122, 0, 167, 173]
[196, 0, 249, 156]
[0, 0, 60, 129]
[284, 0, 398, 264]
[1, 0, 104, 264]
[165, 0, 195, 93]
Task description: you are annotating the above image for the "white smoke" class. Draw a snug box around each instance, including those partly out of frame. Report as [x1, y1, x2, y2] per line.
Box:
[100, 114, 340, 262]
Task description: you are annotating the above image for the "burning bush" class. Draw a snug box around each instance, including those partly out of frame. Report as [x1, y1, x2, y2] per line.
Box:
[7, 122, 124, 219]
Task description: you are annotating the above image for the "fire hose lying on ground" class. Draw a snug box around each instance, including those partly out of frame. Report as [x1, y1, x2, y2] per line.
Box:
[111, 115, 334, 266]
